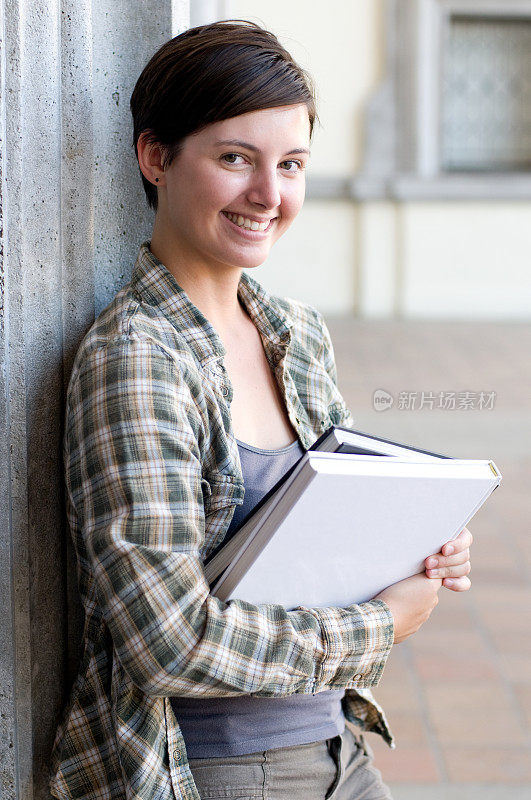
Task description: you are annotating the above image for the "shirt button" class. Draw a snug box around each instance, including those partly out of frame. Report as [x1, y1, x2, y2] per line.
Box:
[173, 749, 182, 763]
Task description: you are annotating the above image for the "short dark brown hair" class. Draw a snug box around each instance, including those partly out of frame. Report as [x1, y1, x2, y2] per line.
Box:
[130, 20, 317, 209]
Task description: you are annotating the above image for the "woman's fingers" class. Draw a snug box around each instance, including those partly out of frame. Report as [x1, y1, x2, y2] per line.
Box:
[425, 527, 473, 587]
[442, 576, 472, 592]
[425, 548, 470, 571]
[442, 526, 473, 557]
[424, 527, 473, 569]
[426, 560, 471, 579]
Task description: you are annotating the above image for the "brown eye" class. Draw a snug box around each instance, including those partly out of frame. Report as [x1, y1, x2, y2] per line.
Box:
[280, 160, 303, 172]
[221, 153, 244, 165]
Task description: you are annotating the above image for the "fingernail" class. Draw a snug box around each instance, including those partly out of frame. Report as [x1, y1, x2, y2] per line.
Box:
[445, 579, 454, 587]
[427, 558, 438, 568]
[445, 545, 454, 555]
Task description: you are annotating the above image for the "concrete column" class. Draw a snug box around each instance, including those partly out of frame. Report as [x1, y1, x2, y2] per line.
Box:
[0, 2, 189, 798]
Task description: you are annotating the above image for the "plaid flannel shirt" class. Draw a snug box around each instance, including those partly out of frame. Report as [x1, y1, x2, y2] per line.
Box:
[50, 241, 395, 800]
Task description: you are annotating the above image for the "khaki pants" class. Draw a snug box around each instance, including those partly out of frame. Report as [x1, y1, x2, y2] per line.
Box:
[188, 726, 393, 799]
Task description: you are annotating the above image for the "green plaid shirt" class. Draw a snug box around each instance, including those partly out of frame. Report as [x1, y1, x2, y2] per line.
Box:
[50, 241, 395, 800]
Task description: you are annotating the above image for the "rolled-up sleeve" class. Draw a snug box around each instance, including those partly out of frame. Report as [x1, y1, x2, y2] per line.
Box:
[65, 335, 393, 699]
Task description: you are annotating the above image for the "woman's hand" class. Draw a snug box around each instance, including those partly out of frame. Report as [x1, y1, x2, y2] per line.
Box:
[374, 573, 442, 644]
[374, 527, 473, 644]
[424, 526, 473, 592]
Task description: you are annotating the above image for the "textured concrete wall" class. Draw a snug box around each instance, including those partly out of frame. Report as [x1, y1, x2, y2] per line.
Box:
[0, 1, 189, 798]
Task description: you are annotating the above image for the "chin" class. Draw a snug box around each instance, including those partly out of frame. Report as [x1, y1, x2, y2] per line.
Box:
[225, 250, 271, 271]
[240, 256, 268, 270]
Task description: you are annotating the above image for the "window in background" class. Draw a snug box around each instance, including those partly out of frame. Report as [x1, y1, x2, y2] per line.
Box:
[336, 0, 531, 201]
[442, 15, 531, 172]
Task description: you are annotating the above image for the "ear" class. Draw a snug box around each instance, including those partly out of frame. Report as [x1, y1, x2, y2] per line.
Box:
[136, 132, 166, 186]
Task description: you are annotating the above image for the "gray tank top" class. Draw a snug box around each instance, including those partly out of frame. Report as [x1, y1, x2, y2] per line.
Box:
[170, 438, 345, 758]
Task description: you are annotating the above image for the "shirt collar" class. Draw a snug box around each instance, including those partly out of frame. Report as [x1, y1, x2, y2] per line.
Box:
[131, 241, 294, 364]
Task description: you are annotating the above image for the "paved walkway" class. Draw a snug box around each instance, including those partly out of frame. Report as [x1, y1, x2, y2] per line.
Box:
[327, 318, 531, 798]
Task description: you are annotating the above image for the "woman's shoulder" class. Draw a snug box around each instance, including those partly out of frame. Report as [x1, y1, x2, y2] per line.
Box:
[70, 280, 196, 381]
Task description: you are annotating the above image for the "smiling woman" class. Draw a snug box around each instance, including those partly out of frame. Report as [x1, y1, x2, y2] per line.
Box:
[50, 19, 473, 800]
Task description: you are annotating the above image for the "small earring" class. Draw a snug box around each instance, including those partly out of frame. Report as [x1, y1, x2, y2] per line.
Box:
[155, 177, 159, 183]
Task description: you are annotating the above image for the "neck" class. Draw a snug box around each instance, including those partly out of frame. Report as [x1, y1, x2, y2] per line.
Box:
[149, 225, 248, 334]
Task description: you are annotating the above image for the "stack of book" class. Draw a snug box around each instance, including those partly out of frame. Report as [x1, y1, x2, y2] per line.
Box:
[205, 427, 501, 610]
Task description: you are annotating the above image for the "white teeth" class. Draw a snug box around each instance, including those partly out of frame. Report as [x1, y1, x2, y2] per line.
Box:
[224, 211, 270, 231]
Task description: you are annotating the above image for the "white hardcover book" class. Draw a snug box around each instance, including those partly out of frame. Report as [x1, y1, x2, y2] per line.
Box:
[211, 452, 501, 610]
[205, 426, 448, 582]
[204, 452, 404, 583]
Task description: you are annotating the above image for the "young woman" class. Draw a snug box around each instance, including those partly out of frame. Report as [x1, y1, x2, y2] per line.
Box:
[50, 21, 473, 800]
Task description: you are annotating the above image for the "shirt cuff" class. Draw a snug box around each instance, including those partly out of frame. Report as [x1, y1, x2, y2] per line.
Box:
[297, 598, 394, 691]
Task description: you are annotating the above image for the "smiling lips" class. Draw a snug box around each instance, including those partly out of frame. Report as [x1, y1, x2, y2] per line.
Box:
[222, 210, 273, 232]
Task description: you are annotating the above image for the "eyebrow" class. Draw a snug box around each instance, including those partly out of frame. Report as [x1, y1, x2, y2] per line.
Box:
[213, 138, 310, 156]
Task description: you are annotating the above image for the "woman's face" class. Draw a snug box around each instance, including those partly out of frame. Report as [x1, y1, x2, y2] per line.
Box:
[156, 103, 311, 274]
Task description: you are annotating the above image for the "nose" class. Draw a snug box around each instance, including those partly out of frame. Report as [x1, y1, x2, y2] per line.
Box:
[246, 166, 281, 211]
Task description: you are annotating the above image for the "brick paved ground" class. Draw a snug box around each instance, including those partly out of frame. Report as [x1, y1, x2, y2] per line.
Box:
[327, 319, 531, 799]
